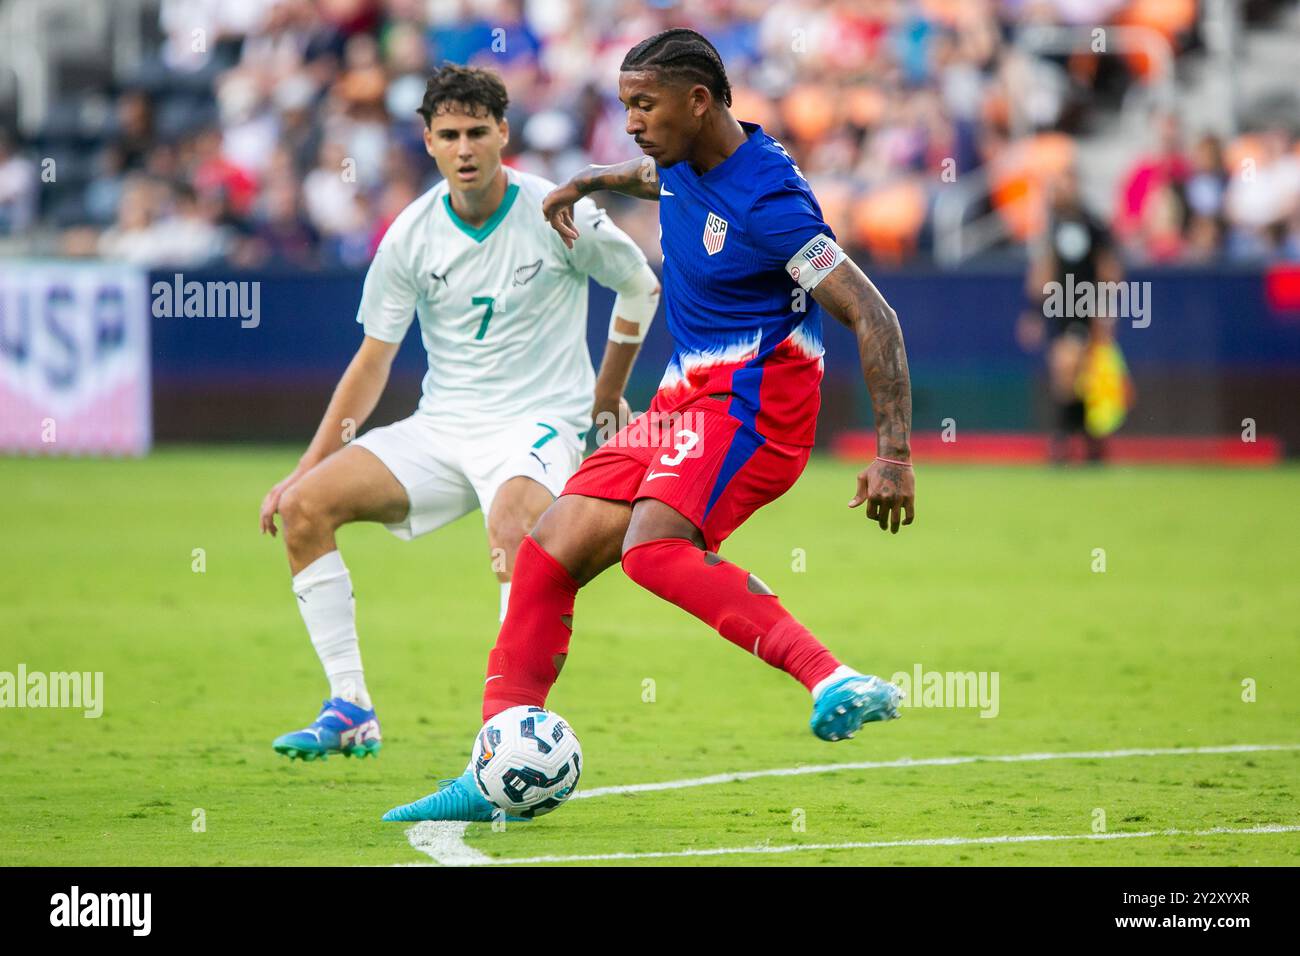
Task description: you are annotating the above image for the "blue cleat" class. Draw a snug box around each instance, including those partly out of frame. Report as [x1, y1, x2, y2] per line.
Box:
[810, 673, 903, 741]
[273, 697, 382, 761]
[382, 769, 525, 823]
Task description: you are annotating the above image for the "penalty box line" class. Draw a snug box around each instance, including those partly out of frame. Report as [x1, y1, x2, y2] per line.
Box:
[404, 742, 1300, 866]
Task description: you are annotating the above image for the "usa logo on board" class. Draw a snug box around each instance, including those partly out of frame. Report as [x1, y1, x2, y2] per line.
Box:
[702, 212, 728, 255]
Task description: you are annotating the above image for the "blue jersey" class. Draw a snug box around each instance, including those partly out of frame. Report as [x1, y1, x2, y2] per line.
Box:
[653, 122, 845, 446]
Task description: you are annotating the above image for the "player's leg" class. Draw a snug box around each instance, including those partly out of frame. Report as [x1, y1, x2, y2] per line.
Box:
[272, 444, 408, 759]
[382, 428, 645, 822]
[616, 401, 901, 740]
[1047, 328, 1087, 463]
[478, 419, 589, 622]
[469, 415, 642, 721]
[485, 475, 555, 621]
[381, 492, 629, 822]
[620, 496, 840, 687]
[275, 418, 478, 761]
[479, 493, 629, 720]
[279, 444, 409, 699]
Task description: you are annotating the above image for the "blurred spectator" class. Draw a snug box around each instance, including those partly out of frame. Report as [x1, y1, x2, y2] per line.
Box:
[5, 0, 1298, 268]
[1113, 112, 1192, 258]
[1224, 128, 1300, 259]
[242, 176, 321, 268]
[0, 129, 38, 235]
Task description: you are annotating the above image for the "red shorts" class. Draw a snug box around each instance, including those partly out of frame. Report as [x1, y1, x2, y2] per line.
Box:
[562, 393, 812, 552]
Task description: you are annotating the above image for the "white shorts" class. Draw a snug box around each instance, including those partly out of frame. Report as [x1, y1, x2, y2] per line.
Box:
[352, 414, 585, 540]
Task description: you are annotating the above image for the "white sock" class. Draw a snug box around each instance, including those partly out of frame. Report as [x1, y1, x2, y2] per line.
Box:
[811, 665, 862, 700]
[499, 582, 512, 623]
[293, 550, 371, 709]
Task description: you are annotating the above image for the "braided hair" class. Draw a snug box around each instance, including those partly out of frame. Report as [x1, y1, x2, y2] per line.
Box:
[620, 28, 732, 108]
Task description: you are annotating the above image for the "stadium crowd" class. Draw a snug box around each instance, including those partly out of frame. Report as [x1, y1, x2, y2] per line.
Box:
[0, 0, 1298, 268]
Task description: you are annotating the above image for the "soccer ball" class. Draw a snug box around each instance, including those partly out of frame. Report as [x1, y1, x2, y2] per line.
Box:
[471, 706, 582, 818]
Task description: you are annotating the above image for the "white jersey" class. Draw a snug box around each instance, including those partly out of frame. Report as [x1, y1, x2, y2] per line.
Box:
[356, 166, 648, 436]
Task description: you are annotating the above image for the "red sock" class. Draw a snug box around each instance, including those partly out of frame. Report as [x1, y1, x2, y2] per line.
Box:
[620, 538, 840, 691]
[482, 535, 578, 721]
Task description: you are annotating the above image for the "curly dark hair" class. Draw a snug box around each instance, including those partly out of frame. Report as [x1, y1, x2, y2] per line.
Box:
[620, 28, 732, 108]
[416, 64, 510, 126]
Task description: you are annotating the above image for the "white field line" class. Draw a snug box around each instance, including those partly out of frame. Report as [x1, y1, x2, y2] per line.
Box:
[404, 742, 1300, 865]
[405, 822, 492, 867]
[461, 824, 1300, 866]
[571, 743, 1300, 798]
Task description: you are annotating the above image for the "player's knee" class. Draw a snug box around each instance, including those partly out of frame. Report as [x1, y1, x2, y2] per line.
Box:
[619, 538, 662, 588]
[487, 510, 530, 555]
[280, 484, 338, 538]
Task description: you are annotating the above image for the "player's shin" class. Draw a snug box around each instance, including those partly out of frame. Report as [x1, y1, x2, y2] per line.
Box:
[620, 538, 840, 690]
[481, 535, 577, 721]
[293, 550, 371, 707]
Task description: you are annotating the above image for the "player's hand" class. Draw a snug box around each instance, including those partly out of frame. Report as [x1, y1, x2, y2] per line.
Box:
[259, 471, 302, 536]
[542, 181, 583, 249]
[849, 459, 915, 534]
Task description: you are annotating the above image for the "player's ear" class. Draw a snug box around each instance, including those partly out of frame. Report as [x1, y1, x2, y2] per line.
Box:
[689, 84, 711, 119]
[422, 124, 436, 157]
[498, 116, 509, 149]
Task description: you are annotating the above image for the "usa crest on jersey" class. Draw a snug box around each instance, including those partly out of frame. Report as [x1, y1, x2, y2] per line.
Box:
[702, 211, 728, 255]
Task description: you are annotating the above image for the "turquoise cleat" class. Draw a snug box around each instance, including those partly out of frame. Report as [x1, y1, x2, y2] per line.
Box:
[382, 770, 525, 823]
[273, 697, 382, 761]
[810, 674, 903, 741]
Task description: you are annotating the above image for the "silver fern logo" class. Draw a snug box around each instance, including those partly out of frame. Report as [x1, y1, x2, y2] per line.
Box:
[513, 259, 543, 285]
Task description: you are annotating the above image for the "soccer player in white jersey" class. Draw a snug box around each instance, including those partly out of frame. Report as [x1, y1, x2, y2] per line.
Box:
[259, 65, 660, 761]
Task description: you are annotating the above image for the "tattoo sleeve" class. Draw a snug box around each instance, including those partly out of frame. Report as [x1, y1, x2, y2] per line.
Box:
[574, 157, 660, 202]
[811, 259, 912, 460]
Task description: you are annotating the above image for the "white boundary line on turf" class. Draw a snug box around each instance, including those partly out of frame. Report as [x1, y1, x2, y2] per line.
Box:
[452, 823, 1300, 866]
[403, 742, 1300, 865]
[571, 743, 1300, 798]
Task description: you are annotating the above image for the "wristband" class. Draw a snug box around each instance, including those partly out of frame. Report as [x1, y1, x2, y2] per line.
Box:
[875, 456, 912, 468]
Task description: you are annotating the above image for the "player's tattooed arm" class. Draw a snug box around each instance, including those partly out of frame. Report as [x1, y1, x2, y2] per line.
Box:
[812, 259, 916, 533]
[542, 157, 659, 248]
[573, 157, 660, 201]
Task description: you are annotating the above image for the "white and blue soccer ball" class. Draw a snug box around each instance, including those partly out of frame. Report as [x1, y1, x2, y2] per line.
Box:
[471, 706, 582, 818]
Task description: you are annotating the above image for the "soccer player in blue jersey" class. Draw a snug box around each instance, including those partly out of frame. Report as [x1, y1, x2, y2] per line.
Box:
[384, 28, 915, 822]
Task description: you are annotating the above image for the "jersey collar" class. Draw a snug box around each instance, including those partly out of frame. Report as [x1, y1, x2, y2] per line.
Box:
[691, 121, 762, 182]
[442, 175, 520, 243]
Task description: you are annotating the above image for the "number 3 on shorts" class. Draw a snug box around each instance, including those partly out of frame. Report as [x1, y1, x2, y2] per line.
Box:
[660, 429, 699, 467]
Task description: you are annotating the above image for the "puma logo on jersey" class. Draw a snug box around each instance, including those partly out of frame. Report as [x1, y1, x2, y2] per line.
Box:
[430, 269, 450, 285]
[513, 259, 543, 285]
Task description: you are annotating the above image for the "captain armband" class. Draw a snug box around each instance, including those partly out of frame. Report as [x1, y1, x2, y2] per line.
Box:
[785, 234, 846, 292]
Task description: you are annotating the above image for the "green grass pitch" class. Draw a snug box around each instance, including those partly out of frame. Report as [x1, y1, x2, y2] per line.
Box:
[1, 449, 1297, 866]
